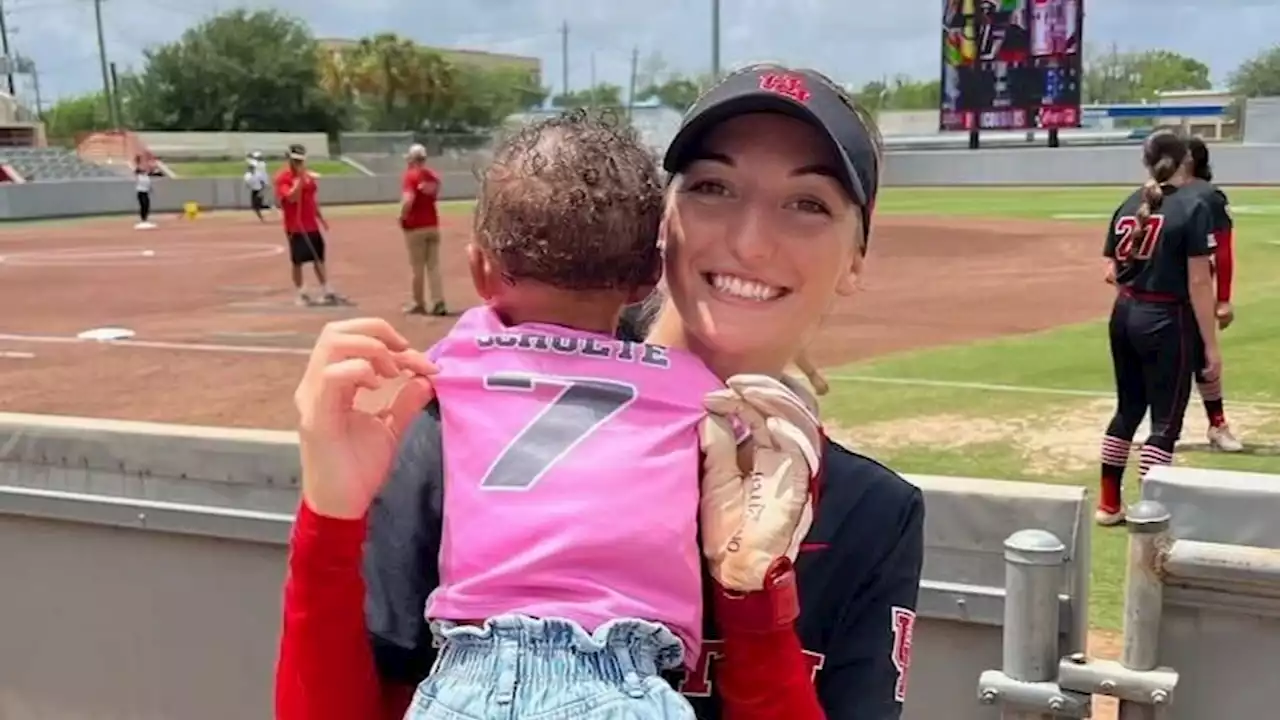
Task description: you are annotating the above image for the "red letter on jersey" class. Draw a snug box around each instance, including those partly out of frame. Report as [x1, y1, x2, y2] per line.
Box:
[891, 607, 916, 703]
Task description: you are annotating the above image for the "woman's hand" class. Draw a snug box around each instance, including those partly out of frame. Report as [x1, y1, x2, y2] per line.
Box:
[699, 375, 823, 592]
[1202, 345, 1223, 385]
[294, 318, 437, 520]
[1216, 301, 1235, 330]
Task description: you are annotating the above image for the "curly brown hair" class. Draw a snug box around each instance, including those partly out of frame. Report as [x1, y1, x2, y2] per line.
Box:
[474, 109, 664, 291]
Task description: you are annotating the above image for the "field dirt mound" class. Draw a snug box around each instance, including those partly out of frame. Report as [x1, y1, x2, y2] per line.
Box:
[808, 215, 1113, 366]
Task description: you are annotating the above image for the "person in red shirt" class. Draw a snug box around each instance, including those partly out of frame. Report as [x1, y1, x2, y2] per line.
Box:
[399, 144, 447, 316]
[275, 144, 335, 305]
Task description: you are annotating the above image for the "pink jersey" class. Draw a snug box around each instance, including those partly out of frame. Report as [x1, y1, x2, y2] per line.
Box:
[424, 306, 723, 665]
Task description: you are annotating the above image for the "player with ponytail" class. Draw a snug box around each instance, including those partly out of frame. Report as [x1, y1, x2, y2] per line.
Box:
[1095, 129, 1223, 526]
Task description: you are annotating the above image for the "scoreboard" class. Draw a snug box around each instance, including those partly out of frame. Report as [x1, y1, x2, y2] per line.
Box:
[940, 0, 1083, 131]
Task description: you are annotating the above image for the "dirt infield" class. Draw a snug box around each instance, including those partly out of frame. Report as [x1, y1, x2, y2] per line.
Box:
[0, 208, 1113, 428]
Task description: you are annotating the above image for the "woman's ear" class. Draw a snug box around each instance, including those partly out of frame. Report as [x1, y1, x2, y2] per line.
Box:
[835, 243, 866, 297]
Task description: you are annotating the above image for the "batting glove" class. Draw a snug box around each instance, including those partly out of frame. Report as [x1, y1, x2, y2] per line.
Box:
[699, 374, 822, 592]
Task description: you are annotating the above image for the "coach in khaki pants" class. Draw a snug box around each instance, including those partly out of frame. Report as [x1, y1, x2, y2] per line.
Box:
[400, 143, 447, 316]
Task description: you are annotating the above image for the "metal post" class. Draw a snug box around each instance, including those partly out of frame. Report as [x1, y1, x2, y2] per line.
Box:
[710, 0, 720, 80]
[1002, 528, 1066, 719]
[93, 0, 118, 128]
[1119, 500, 1171, 720]
[0, 0, 14, 96]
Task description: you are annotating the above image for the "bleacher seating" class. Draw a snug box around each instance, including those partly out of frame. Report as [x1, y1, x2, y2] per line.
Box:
[0, 147, 124, 181]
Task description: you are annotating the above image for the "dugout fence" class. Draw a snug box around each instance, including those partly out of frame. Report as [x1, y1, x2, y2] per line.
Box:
[0, 413, 1277, 719]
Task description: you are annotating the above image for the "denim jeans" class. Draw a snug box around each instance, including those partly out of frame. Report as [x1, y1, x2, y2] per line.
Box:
[406, 614, 693, 720]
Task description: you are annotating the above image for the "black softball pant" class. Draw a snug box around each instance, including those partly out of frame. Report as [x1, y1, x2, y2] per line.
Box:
[137, 191, 151, 222]
[1103, 293, 1197, 475]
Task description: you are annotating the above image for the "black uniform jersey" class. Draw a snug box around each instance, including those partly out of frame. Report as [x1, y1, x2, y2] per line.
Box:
[1184, 178, 1232, 234]
[1104, 184, 1215, 299]
[364, 409, 925, 720]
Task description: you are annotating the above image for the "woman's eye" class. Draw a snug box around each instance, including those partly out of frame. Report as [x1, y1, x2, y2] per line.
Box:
[686, 179, 729, 196]
[793, 198, 831, 216]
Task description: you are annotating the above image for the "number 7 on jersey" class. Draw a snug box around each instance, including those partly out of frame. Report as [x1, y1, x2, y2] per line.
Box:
[479, 373, 638, 491]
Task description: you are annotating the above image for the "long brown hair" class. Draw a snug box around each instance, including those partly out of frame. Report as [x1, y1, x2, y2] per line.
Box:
[1137, 129, 1189, 227]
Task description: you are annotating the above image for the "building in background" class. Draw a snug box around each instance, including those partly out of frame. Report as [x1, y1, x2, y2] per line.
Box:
[316, 39, 542, 89]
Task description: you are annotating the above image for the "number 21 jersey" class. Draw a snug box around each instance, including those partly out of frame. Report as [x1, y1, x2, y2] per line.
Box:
[424, 306, 724, 665]
[1104, 185, 1215, 299]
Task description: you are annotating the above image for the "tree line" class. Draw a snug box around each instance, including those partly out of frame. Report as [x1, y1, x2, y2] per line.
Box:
[39, 8, 1280, 142]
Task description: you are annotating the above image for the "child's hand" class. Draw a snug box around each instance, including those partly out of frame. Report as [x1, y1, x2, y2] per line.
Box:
[699, 375, 821, 592]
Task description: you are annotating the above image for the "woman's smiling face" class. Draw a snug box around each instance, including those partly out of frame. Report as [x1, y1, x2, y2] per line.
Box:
[661, 111, 865, 373]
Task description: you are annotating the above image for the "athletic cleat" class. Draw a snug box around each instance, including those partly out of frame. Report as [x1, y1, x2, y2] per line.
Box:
[1095, 507, 1126, 527]
[1207, 424, 1244, 453]
[403, 303, 428, 316]
[430, 301, 449, 316]
[295, 293, 311, 307]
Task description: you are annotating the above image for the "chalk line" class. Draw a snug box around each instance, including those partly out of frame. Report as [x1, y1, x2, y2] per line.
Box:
[826, 373, 1280, 410]
[0, 332, 310, 356]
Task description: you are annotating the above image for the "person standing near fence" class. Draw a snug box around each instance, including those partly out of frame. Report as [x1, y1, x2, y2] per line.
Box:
[275, 144, 336, 306]
[399, 143, 447, 316]
[133, 156, 155, 230]
[245, 158, 269, 222]
[276, 64, 925, 720]
[1096, 130, 1222, 526]
[1185, 136, 1243, 453]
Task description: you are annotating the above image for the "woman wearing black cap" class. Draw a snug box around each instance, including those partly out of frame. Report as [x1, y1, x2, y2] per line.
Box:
[278, 63, 922, 720]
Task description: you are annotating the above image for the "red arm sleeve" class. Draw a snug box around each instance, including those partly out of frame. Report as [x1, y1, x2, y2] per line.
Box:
[275, 502, 409, 720]
[712, 560, 826, 720]
[1214, 228, 1234, 303]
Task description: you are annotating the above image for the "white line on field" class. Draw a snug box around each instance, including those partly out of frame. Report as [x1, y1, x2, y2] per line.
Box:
[0, 333, 310, 356]
[826, 374, 1280, 410]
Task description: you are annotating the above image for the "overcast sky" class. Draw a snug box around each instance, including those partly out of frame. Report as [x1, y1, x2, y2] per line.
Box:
[9, 0, 1277, 103]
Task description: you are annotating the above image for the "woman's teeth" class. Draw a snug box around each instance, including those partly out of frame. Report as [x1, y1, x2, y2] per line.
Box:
[708, 273, 784, 301]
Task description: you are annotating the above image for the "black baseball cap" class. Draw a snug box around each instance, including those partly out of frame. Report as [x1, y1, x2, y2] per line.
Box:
[663, 67, 880, 239]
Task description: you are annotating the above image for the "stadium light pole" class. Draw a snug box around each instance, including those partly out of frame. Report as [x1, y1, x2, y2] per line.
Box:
[93, 0, 118, 128]
[0, 0, 14, 95]
[710, 0, 720, 80]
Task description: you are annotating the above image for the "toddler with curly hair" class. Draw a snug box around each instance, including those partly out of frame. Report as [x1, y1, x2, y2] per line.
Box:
[406, 110, 726, 720]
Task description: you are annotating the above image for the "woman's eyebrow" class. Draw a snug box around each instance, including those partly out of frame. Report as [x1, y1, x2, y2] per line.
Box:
[790, 163, 841, 179]
[688, 151, 734, 166]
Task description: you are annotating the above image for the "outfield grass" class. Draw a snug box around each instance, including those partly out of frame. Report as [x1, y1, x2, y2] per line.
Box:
[822, 186, 1280, 630]
[167, 159, 361, 177]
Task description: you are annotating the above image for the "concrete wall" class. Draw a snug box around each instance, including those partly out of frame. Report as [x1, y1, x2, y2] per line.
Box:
[0, 412, 1090, 720]
[884, 143, 1280, 186]
[5, 143, 1280, 221]
[0, 171, 480, 220]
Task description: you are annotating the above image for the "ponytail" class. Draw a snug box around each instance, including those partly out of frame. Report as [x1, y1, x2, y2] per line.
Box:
[1137, 157, 1175, 226]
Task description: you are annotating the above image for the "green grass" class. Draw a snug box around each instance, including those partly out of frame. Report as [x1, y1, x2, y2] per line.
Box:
[820, 186, 1280, 631]
[167, 159, 361, 177]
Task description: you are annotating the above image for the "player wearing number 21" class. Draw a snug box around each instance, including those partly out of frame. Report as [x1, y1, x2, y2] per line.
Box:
[1096, 130, 1222, 526]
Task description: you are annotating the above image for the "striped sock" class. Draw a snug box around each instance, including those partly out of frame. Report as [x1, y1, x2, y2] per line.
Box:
[1138, 445, 1175, 480]
[1098, 435, 1131, 512]
[1100, 435, 1132, 468]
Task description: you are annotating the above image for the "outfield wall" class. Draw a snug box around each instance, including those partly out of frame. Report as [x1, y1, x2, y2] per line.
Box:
[884, 143, 1280, 186]
[0, 412, 1091, 720]
[0, 171, 479, 220]
[4, 143, 1280, 221]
